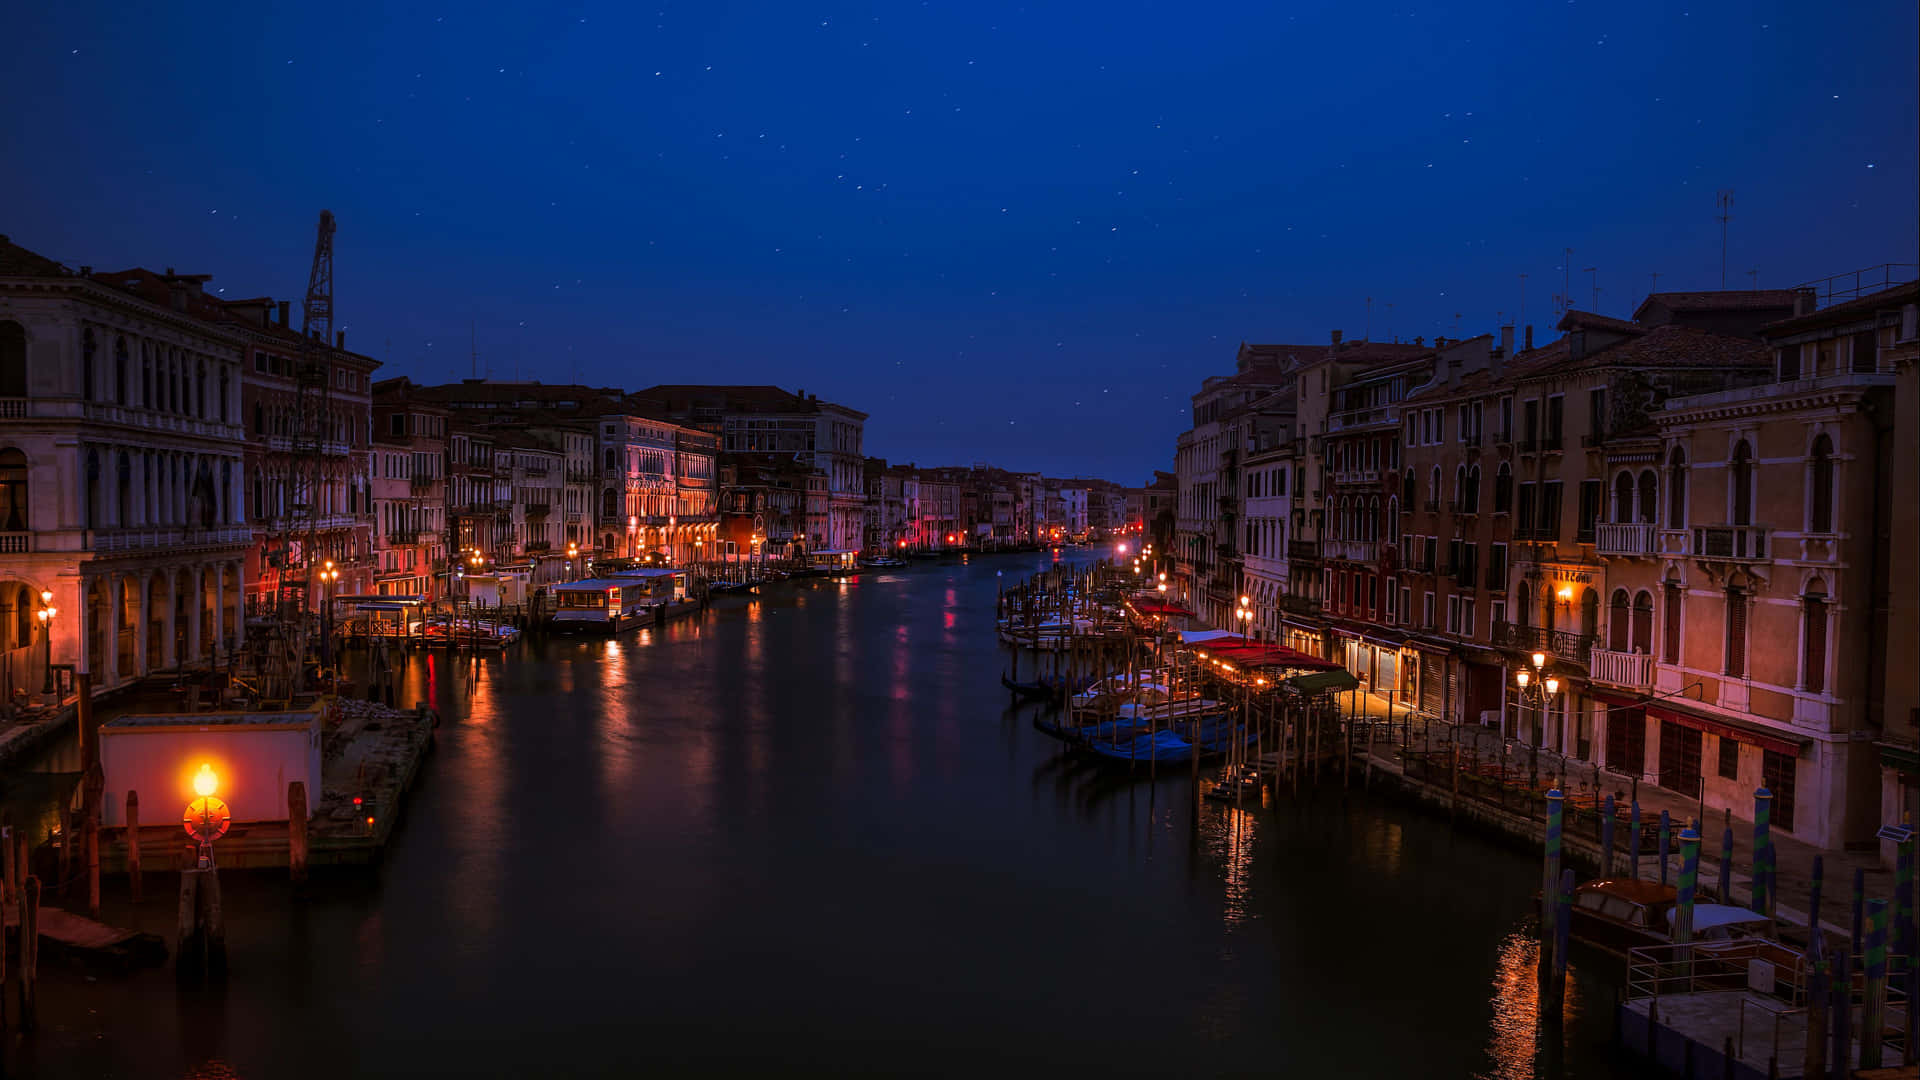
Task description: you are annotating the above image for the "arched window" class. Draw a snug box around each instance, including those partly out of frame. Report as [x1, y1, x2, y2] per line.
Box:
[1428, 466, 1440, 506]
[1803, 578, 1829, 693]
[1637, 470, 1658, 524]
[1613, 472, 1635, 523]
[602, 488, 619, 519]
[142, 344, 153, 407]
[1809, 434, 1834, 533]
[1730, 440, 1754, 526]
[253, 403, 264, 435]
[1494, 462, 1513, 513]
[0, 448, 27, 531]
[1454, 465, 1466, 506]
[1369, 496, 1381, 542]
[219, 367, 230, 422]
[113, 335, 127, 404]
[1580, 587, 1599, 639]
[1386, 497, 1399, 543]
[0, 322, 27, 398]
[1667, 448, 1688, 527]
[1725, 585, 1748, 678]
[1466, 465, 1481, 512]
[1632, 591, 1653, 654]
[1609, 588, 1631, 651]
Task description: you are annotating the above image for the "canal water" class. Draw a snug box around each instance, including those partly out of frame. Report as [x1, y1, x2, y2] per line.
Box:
[24, 550, 1631, 1078]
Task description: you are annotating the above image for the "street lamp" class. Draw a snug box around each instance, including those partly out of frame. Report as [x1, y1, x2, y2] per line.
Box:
[1513, 652, 1563, 783]
[319, 560, 340, 675]
[35, 589, 56, 696]
[567, 542, 579, 582]
[184, 762, 231, 870]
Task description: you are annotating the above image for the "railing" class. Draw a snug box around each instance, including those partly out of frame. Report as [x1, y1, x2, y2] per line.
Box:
[1693, 524, 1769, 561]
[1492, 622, 1595, 664]
[83, 403, 246, 442]
[1518, 437, 1538, 454]
[0, 532, 30, 554]
[1589, 649, 1654, 690]
[1464, 431, 1482, 447]
[1331, 468, 1380, 486]
[1543, 434, 1564, 452]
[1326, 539, 1375, 563]
[1327, 404, 1401, 432]
[386, 529, 420, 544]
[89, 525, 251, 553]
[409, 475, 440, 492]
[1595, 522, 1656, 557]
[0, 398, 26, 419]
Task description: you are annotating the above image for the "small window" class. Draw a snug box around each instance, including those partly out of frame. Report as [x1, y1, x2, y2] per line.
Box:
[1718, 738, 1739, 780]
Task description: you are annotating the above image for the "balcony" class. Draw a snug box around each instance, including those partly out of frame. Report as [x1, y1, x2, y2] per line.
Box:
[1492, 622, 1595, 665]
[83, 402, 246, 442]
[1589, 649, 1654, 691]
[1327, 404, 1401, 433]
[1543, 434, 1564, 453]
[89, 525, 252, 553]
[524, 501, 551, 517]
[1595, 522, 1656, 558]
[409, 475, 440, 492]
[1326, 539, 1376, 563]
[385, 529, 420, 544]
[1693, 525, 1768, 561]
[0, 532, 30, 554]
[266, 435, 351, 456]
[1287, 540, 1321, 562]
[0, 398, 25, 420]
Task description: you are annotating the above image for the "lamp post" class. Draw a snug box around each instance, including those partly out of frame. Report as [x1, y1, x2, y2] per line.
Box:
[35, 589, 56, 698]
[567, 542, 579, 583]
[1514, 653, 1562, 789]
[319, 560, 340, 675]
[184, 762, 231, 869]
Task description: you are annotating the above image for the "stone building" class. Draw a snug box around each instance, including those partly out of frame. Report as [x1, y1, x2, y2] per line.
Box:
[0, 238, 251, 698]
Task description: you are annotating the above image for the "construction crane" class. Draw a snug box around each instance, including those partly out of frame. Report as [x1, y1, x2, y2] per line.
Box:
[252, 211, 337, 706]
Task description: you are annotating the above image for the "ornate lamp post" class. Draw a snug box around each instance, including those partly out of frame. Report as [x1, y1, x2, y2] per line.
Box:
[35, 589, 56, 698]
[1514, 651, 1562, 789]
[567, 542, 579, 582]
[319, 560, 340, 674]
[183, 762, 231, 869]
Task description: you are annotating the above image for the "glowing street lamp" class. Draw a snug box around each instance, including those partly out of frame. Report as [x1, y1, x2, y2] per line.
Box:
[36, 589, 56, 696]
[183, 762, 231, 869]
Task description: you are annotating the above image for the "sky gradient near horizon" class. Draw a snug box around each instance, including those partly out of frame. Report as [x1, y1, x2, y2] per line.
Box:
[3, 1, 1914, 480]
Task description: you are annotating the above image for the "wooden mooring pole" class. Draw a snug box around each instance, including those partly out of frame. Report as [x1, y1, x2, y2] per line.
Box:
[84, 761, 103, 919]
[289, 780, 310, 892]
[125, 790, 143, 903]
[20, 875, 39, 1032]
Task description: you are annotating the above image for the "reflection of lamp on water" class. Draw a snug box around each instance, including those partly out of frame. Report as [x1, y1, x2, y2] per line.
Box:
[183, 762, 232, 870]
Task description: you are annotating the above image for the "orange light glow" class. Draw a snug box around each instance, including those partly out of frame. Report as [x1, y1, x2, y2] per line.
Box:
[192, 762, 219, 798]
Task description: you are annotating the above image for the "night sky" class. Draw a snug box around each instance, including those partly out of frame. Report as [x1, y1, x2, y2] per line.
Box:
[5, 2, 1914, 480]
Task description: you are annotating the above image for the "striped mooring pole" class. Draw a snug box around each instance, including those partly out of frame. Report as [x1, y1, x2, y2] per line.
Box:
[1674, 821, 1701, 945]
[1752, 787, 1773, 917]
[1628, 800, 1641, 880]
[1863, 897, 1889, 1069]
[1600, 793, 1616, 877]
[1547, 866, 1574, 1018]
[1831, 944, 1852, 1072]
[1658, 810, 1672, 887]
[1855, 866, 1867, 958]
[1900, 831, 1917, 1066]
[1542, 788, 1564, 981]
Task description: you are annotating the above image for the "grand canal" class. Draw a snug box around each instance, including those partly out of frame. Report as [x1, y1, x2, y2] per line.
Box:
[26, 550, 1626, 1078]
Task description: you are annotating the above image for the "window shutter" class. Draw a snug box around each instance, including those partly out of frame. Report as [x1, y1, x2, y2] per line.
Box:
[1726, 589, 1747, 678]
[1663, 584, 1682, 664]
[1804, 598, 1827, 693]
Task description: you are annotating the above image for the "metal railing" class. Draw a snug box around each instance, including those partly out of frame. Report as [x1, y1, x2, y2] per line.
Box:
[1492, 622, 1595, 664]
[90, 525, 251, 552]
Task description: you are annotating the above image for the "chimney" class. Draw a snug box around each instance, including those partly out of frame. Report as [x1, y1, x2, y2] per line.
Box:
[278, 300, 291, 327]
[168, 280, 188, 312]
[1794, 287, 1818, 317]
[1500, 325, 1514, 356]
[1413, 336, 1424, 346]
[80, 265, 91, 276]
[337, 330, 346, 350]
[1525, 325, 1534, 350]
[1330, 329, 1342, 347]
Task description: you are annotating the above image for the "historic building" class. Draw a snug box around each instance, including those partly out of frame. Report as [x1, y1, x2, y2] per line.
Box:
[1, 238, 251, 699]
[370, 380, 448, 598]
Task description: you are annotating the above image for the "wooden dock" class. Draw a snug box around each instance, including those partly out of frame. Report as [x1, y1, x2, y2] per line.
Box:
[4, 902, 166, 969]
[93, 699, 435, 872]
[1620, 991, 1905, 1079]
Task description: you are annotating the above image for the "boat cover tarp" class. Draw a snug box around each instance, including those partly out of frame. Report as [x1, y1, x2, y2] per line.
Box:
[1288, 669, 1360, 693]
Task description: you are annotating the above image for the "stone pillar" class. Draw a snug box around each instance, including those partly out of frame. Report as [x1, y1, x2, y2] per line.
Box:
[212, 563, 225, 654]
[185, 566, 202, 664]
[161, 569, 178, 670]
[134, 571, 151, 677]
[75, 576, 92, 676]
[231, 561, 245, 648]
[107, 575, 124, 685]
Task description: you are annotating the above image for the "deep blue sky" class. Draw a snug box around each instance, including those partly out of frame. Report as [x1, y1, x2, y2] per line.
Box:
[5, 2, 1914, 481]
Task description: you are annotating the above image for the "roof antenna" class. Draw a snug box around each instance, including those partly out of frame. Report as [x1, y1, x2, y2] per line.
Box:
[1650, 271, 1661, 294]
[1716, 190, 1734, 289]
[470, 322, 478, 379]
[1554, 249, 1572, 316]
[1583, 267, 1599, 313]
[1364, 296, 1372, 343]
[1518, 273, 1527, 331]
[1746, 268, 1759, 289]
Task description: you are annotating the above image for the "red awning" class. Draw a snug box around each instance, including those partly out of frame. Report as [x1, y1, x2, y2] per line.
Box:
[1191, 638, 1342, 671]
[1129, 596, 1195, 618]
[1589, 691, 1810, 758]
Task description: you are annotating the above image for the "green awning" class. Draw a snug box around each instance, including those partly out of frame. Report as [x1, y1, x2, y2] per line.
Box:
[1288, 669, 1359, 694]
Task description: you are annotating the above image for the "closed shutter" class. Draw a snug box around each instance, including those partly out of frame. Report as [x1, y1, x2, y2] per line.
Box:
[1804, 598, 1827, 693]
[1663, 584, 1682, 664]
[1447, 662, 1461, 722]
[1727, 590, 1747, 678]
[1420, 653, 1443, 714]
[1763, 750, 1797, 832]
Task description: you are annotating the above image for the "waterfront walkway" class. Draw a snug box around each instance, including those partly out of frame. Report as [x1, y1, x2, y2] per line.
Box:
[1349, 722, 1891, 943]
